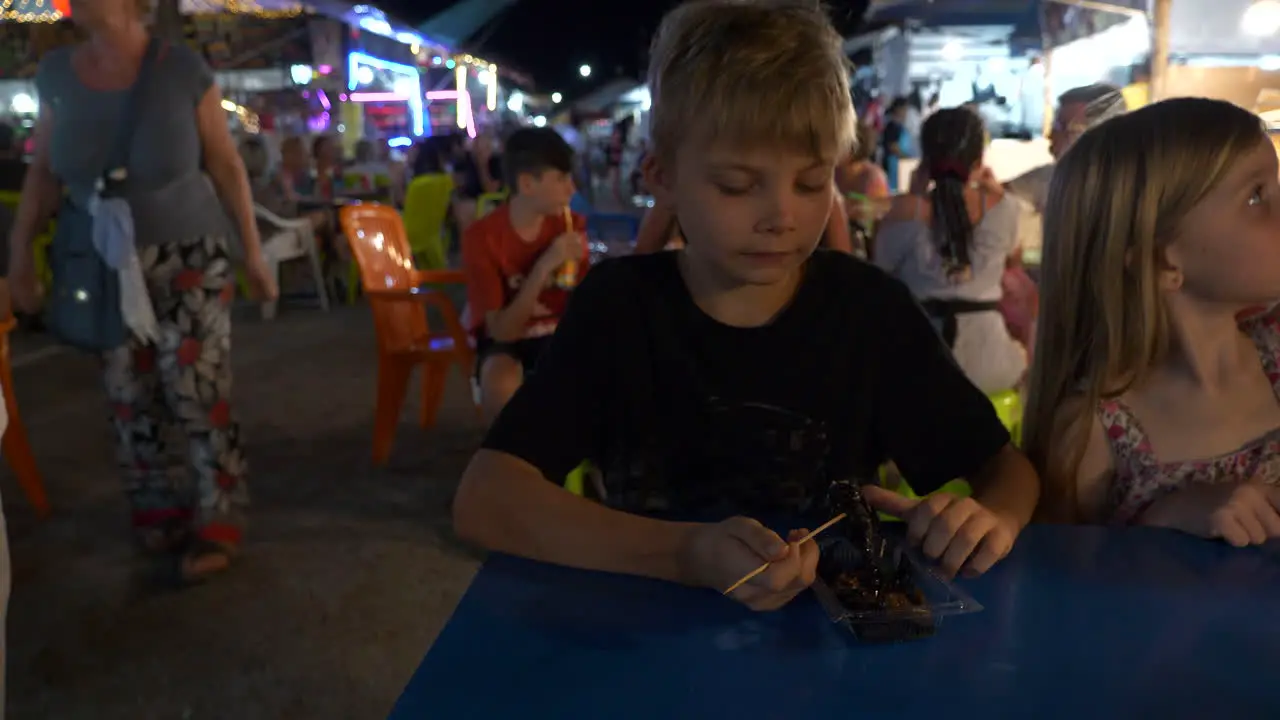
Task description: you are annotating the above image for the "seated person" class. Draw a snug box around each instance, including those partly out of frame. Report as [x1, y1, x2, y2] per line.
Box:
[999, 242, 1038, 365]
[875, 107, 1027, 395]
[1028, 98, 1280, 543]
[0, 123, 26, 193]
[239, 136, 330, 237]
[345, 139, 387, 185]
[462, 127, 587, 420]
[453, 1, 1038, 613]
[311, 135, 343, 200]
[278, 136, 315, 198]
[836, 123, 890, 258]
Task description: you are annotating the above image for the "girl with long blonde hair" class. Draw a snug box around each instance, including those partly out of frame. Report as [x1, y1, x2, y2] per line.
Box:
[1025, 98, 1280, 546]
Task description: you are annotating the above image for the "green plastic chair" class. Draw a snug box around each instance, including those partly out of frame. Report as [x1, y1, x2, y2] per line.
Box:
[0, 190, 53, 288]
[879, 388, 1023, 519]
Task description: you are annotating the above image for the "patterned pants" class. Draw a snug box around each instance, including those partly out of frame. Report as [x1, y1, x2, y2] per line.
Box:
[101, 235, 248, 547]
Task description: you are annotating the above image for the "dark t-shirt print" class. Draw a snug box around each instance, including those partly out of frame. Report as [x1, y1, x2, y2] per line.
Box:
[605, 396, 833, 517]
[667, 398, 831, 516]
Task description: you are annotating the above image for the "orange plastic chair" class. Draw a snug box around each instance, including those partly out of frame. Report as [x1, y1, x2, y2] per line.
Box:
[0, 317, 50, 518]
[338, 204, 476, 465]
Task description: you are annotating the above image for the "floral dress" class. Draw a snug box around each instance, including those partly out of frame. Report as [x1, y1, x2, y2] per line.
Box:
[1100, 313, 1280, 524]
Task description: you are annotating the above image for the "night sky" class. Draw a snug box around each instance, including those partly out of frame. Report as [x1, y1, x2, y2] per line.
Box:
[379, 0, 871, 97]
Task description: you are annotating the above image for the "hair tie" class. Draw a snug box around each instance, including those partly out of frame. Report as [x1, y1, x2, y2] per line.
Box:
[929, 160, 970, 182]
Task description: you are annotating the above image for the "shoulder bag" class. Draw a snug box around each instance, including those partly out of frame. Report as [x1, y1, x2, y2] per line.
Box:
[45, 38, 160, 351]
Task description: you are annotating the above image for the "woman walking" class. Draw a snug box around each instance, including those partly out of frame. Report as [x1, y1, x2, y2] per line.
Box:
[6, 0, 276, 584]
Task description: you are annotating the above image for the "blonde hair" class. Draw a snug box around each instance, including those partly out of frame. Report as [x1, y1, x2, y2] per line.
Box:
[646, 0, 855, 161]
[1023, 97, 1267, 521]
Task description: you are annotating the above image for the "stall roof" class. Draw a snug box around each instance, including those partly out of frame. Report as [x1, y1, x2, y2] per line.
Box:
[867, 0, 1040, 27]
[304, 1, 450, 52]
[418, 0, 520, 49]
[864, 0, 1147, 54]
[866, 0, 1146, 25]
[572, 79, 643, 113]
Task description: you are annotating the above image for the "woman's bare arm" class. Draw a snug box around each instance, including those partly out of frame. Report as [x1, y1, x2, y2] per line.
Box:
[195, 85, 262, 259]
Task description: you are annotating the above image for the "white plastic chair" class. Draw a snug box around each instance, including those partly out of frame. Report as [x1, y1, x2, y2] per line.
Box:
[254, 204, 330, 320]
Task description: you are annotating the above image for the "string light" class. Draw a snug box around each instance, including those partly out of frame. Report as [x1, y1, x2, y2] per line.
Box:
[0, 0, 65, 22]
[181, 0, 308, 18]
[0, 0, 308, 21]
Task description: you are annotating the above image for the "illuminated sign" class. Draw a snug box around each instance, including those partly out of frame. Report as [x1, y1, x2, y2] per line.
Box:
[347, 51, 424, 136]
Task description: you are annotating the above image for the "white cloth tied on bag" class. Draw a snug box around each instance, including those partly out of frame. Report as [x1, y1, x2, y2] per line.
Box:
[88, 192, 159, 344]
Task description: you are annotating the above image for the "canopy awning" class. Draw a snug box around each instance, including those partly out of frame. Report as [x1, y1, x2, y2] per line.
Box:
[865, 0, 1147, 52]
[418, 0, 520, 49]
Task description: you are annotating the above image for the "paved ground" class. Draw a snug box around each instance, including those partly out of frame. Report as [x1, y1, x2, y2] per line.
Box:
[3, 299, 487, 719]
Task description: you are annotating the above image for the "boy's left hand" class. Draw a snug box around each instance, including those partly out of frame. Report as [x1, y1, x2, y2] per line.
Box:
[861, 486, 1019, 578]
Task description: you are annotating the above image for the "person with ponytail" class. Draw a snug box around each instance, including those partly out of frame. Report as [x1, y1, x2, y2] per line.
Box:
[873, 106, 1027, 395]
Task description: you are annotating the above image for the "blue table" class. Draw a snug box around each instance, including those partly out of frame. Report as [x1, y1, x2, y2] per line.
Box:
[390, 526, 1280, 719]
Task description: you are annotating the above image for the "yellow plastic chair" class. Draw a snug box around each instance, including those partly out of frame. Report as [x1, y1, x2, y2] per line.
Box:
[476, 191, 508, 219]
[988, 388, 1023, 446]
[879, 388, 1023, 519]
[565, 461, 590, 497]
[342, 172, 373, 193]
[0, 191, 53, 288]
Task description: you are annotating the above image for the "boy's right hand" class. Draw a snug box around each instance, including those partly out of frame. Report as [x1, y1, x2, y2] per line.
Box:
[1140, 482, 1280, 547]
[680, 517, 820, 611]
[534, 232, 584, 278]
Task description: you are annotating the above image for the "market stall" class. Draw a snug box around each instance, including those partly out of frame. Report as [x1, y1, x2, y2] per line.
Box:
[853, 0, 1148, 187]
[322, 3, 433, 150]
[179, 1, 318, 135]
[0, 0, 323, 132]
[0, 1, 73, 137]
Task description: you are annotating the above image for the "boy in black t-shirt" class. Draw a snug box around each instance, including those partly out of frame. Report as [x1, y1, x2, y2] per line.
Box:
[453, 0, 1040, 612]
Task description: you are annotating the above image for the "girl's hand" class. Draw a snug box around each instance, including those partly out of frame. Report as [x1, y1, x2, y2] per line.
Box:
[862, 486, 1019, 577]
[680, 518, 820, 611]
[1140, 482, 1280, 547]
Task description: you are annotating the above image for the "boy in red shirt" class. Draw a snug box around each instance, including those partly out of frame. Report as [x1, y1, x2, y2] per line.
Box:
[462, 128, 587, 419]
